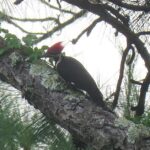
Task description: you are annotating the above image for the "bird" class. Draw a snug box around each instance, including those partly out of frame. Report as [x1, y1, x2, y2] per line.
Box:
[42, 42, 107, 108]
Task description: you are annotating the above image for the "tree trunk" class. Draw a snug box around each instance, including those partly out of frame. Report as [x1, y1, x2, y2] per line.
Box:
[0, 46, 150, 150]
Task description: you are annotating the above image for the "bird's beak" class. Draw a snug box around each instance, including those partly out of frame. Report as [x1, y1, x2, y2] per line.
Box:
[41, 52, 60, 58]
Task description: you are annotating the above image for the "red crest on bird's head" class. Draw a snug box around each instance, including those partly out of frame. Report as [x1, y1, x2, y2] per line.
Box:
[47, 42, 64, 55]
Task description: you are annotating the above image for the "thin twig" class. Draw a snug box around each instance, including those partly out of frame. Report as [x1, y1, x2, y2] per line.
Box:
[112, 40, 131, 109]
[40, 0, 75, 15]
[0, 10, 60, 24]
[105, 92, 115, 102]
[14, 0, 24, 5]
[72, 18, 102, 44]
[34, 10, 86, 44]
[137, 31, 150, 36]
[107, 0, 150, 12]
[5, 19, 44, 35]
[130, 79, 143, 85]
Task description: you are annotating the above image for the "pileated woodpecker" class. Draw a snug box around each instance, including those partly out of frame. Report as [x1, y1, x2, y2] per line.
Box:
[42, 42, 106, 108]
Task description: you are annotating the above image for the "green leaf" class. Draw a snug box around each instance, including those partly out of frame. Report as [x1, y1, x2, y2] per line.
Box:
[0, 48, 6, 56]
[24, 47, 34, 55]
[27, 47, 42, 62]
[22, 34, 38, 46]
[5, 33, 21, 49]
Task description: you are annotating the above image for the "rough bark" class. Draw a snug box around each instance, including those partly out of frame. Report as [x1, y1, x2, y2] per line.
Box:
[0, 47, 150, 150]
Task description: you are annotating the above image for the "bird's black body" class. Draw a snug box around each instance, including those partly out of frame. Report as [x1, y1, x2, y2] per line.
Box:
[43, 42, 110, 150]
[55, 55, 106, 107]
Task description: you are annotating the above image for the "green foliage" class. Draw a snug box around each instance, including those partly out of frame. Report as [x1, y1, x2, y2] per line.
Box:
[141, 112, 150, 126]
[22, 34, 48, 62]
[0, 91, 22, 149]
[127, 112, 150, 127]
[24, 45, 48, 62]
[0, 27, 49, 62]
[126, 116, 142, 125]
[22, 34, 38, 46]
[0, 28, 21, 56]
[0, 82, 75, 150]
[0, 46, 6, 55]
[26, 47, 42, 62]
[5, 33, 22, 49]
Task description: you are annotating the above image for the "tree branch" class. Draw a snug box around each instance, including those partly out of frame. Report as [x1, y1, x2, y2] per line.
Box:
[0, 38, 150, 149]
[131, 72, 150, 116]
[1, 12, 60, 23]
[35, 10, 86, 44]
[72, 18, 102, 44]
[40, 0, 75, 15]
[108, 0, 150, 12]
[0, 13, 44, 35]
[137, 31, 150, 36]
[0, 49, 119, 150]
[130, 79, 143, 86]
[63, 0, 150, 71]
[112, 41, 131, 109]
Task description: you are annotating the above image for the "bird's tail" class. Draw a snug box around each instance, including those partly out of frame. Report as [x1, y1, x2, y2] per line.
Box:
[87, 86, 106, 108]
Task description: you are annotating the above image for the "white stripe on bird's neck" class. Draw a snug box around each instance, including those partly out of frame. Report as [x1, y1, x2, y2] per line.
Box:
[56, 54, 62, 67]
